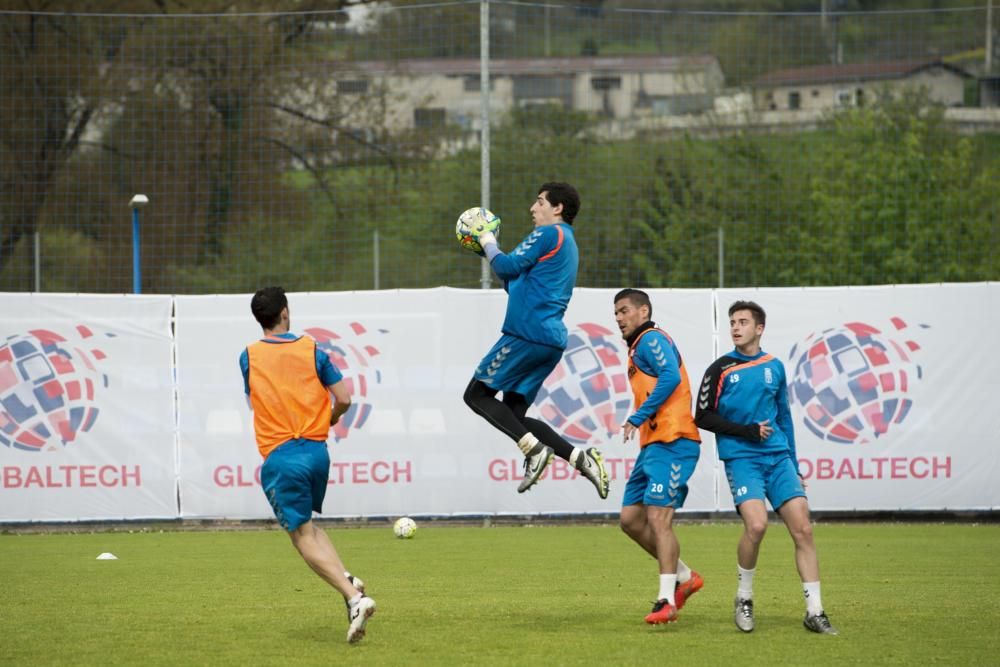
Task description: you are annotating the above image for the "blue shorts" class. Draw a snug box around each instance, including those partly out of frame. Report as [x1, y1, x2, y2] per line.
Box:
[622, 438, 700, 509]
[724, 453, 805, 511]
[474, 334, 563, 404]
[260, 439, 330, 531]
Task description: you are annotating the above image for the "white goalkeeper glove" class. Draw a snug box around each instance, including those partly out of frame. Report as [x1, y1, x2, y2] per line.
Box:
[475, 230, 497, 249]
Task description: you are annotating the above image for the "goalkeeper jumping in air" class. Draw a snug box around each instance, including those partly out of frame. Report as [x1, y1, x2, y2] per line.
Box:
[462, 182, 610, 499]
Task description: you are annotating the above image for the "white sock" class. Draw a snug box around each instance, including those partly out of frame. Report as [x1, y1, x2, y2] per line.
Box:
[569, 447, 583, 468]
[676, 558, 692, 584]
[658, 574, 678, 604]
[737, 565, 755, 599]
[803, 581, 823, 615]
[348, 593, 363, 606]
[516, 433, 540, 456]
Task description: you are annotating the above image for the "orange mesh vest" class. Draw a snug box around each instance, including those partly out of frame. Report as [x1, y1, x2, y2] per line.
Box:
[247, 336, 331, 459]
[628, 328, 701, 448]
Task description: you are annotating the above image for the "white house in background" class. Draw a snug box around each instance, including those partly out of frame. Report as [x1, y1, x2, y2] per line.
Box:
[752, 60, 971, 111]
[325, 55, 725, 132]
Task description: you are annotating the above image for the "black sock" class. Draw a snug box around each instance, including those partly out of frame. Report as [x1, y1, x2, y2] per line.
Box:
[522, 417, 577, 463]
[463, 378, 528, 442]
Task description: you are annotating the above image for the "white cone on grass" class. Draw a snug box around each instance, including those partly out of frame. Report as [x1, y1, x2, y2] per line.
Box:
[96, 553, 118, 560]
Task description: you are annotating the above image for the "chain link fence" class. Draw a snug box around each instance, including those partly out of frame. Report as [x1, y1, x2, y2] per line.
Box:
[1, 1, 998, 293]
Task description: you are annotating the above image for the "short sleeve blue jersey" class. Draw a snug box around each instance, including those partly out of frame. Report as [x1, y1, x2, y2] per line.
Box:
[695, 349, 797, 465]
[239, 332, 343, 394]
[488, 222, 578, 350]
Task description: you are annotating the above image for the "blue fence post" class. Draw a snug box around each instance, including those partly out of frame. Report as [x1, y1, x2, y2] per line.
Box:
[129, 194, 148, 294]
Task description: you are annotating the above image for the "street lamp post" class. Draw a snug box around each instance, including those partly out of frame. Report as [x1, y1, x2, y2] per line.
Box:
[129, 194, 148, 294]
[480, 0, 492, 289]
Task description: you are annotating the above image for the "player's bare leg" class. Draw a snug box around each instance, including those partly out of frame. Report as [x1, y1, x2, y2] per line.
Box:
[777, 497, 819, 581]
[648, 506, 679, 578]
[623, 506, 679, 624]
[620, 504, 652, 553]
[290, 521, 360, 598]
[621, 505, 701, 609]
[734, 499, 768, 632]
[643, 506, 679, 623]
[290, 522, 377, 642]
[623, 505, 700, 623]
[778, 497, 838, 634]
[736, 499, 769, 570]
[312, 523, 368, 615]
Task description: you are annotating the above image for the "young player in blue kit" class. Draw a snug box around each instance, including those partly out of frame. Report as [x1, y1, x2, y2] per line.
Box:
[695, 300, 837, 635]
[614, 289, 705, 625]
[462, 183, 610, 498]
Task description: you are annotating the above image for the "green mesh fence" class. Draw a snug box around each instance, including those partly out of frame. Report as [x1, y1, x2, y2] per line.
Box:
[1, 1, 997, 294]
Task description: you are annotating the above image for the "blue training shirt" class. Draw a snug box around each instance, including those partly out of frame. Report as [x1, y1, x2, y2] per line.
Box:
[487, 222, 577, 350]
[694, 348, 798, 466]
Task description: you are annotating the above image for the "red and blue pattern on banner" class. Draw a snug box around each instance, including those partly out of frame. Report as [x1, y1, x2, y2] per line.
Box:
[534, 323, 632, 445]
[306, 322, 383, 442]
[788, 317, 927, 445]
[0, 326, 111, 452]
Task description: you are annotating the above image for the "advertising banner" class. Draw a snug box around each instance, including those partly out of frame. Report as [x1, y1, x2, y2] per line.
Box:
[4, 283, 995, 523]
[174, 288, 716, 519]
[0, 294, 176, 521]
[714, 284, 1000, 511]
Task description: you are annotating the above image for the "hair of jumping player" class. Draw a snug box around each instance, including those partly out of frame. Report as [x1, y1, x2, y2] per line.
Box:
[538, 182, 580, 224]
[251, 286, 288, 330]
[728, 300, 766, 327]
[613, 288, 652, 318]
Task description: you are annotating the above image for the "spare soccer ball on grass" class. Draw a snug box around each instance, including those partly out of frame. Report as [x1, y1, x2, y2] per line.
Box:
[455, 207, 501, 254]
[393, 517, 417, 539]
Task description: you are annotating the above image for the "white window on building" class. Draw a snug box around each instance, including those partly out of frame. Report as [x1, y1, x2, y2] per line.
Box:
[337, 79, 369, 94]
[513, 75, 572, 108]
[591, 76, 622, 91]
[835, 88, 854, 107]
[788, 91, 801, 110]
[463, 75, 494, 92]
[413, 108, 446, 128]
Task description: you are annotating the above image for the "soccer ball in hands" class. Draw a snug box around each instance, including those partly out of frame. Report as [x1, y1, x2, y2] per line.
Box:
[455, 207, 501, 254]
[393, 517, 417, 539]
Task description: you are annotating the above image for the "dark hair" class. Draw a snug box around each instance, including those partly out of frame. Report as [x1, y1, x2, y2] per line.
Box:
[614, 288, 652, 318]
[251, 286, 288, 330]
[728, 300, 766, 327]
[538, 182, 580, 224]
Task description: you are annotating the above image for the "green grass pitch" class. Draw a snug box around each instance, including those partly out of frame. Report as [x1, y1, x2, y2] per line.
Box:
[3, 522, 998, 665]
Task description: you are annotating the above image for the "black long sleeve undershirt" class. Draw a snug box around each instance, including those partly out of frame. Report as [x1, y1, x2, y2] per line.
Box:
[693, 357, 763, 442]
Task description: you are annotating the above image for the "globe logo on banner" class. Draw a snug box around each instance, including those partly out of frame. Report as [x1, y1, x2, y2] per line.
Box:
[533, 323, 632, 444]
[787, 317, 927, 445]
[0, 326, 113, 452]
[305, 323, 384, 442]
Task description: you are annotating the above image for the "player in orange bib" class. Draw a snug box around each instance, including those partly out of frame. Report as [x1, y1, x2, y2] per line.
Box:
[240, 286, 375, 643]
[614, 289, 704, 626]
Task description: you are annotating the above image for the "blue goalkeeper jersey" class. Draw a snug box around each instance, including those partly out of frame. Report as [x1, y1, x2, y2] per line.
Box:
[695, 348, 798, 466]
[489, 222, 577, 350]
